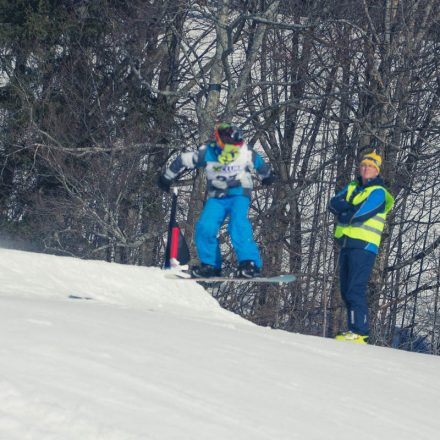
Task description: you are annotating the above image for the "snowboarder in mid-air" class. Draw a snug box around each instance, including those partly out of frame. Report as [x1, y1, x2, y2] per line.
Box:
[328, 150, 394, 344]
[158, 122, 274, 278]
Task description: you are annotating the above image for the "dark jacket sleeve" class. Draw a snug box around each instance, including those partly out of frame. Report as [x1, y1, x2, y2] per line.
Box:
[328, 185, 352, 215]
[253, 151, 272, 180]
[162, 146, 206, 181]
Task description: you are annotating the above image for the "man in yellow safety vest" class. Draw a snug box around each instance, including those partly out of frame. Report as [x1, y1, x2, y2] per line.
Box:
[328, 150, 394, 344]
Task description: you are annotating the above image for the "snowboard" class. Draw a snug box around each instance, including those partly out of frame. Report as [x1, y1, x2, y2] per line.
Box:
[165, 272, 295, 283]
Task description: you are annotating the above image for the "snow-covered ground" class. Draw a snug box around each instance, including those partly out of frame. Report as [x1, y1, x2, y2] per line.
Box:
[1, 248, 439, 440]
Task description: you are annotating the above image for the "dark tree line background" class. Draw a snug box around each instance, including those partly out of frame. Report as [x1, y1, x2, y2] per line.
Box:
[1, 0, 439, 354]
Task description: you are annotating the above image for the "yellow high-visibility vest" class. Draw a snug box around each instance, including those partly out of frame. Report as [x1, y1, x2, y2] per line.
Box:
[335, 182, 394, 247]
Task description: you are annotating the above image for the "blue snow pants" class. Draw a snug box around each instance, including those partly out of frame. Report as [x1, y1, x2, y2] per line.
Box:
[339, 248, 376, 336]
[195, 196, 262, 269]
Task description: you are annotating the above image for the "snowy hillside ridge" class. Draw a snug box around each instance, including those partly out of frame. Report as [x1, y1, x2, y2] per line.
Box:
[1, 248, 440, 439]
[0, 248, 237, 320]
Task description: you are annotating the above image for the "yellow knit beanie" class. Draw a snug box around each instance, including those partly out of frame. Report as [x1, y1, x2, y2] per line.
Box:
[361, 150, 382, 172]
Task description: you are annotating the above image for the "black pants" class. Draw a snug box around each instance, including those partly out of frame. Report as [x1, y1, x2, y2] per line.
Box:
[339, 248, 376, 335]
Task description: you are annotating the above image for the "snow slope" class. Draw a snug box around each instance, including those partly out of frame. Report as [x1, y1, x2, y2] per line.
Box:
[0, 248, 439, 440]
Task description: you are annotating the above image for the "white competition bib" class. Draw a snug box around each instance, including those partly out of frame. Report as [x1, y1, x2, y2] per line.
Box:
[205, 146, 252, 182]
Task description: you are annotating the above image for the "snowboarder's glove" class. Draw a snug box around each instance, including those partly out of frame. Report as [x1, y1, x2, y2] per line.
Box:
[158, 174, 172, 193]
[261, 173, 275, 186]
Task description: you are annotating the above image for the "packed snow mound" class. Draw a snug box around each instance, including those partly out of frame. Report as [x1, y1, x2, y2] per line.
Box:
[1, 248, 440, 440]
[0, 248, 234, 320]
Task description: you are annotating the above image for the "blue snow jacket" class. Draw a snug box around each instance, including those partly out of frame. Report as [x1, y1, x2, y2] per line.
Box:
[163, 141, 272, 198]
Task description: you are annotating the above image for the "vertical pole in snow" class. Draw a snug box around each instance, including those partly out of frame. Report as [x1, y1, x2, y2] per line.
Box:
[164, 188, 178, 269]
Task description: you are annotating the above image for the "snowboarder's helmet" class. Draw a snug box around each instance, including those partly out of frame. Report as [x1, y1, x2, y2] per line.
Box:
[214, 122, 244, 149]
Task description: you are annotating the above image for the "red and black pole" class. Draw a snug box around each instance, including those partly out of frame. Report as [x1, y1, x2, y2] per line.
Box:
[164, 188, 190, 269]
